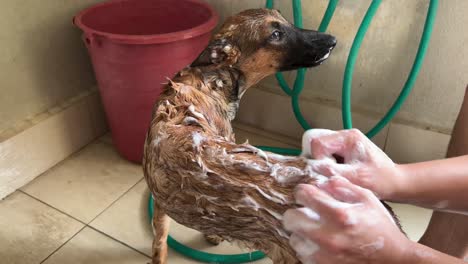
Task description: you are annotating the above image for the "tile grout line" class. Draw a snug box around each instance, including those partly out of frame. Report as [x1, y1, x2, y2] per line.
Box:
[19, 190, 87, 225]
[20, 177, 150, 262]
[39, 225, 87, 263]
[82, 177, 152, 258]
[85, 177, 151, 258]
[86, 177, 145, 225]
[19, 175, 144, 227]
[87, 225, 152, 259]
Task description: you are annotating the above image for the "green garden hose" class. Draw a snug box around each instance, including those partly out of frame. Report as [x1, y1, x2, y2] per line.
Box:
[342, 0, 383, 130]
[148, 0, 438, 262]
[362, 0, 439, 136]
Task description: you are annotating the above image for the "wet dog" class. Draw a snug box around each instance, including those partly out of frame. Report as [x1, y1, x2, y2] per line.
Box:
[143, 8, 394, 264]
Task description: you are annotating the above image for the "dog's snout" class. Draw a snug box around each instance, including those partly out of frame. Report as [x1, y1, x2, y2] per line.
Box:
[279, 27, 337, 71]
[328, 36, 337, 48]
[316, 33, 337, 48]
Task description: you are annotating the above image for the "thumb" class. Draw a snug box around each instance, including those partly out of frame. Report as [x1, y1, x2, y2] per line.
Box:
[301, 129, 345, 160]
[304, 129, 369, 162]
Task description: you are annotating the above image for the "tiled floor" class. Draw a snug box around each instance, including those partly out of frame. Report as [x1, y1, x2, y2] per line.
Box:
[0, 127, 433, 264]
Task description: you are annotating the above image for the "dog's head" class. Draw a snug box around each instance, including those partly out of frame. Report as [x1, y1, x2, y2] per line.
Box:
[192, 8, 336, 90]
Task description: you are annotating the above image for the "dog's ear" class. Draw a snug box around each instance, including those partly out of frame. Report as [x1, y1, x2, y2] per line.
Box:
[191, 39, 241, 67]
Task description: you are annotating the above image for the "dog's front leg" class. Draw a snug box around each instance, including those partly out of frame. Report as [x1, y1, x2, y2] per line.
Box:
[152, 202, 170, 264]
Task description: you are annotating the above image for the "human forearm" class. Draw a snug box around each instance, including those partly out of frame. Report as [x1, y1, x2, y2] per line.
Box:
[304, 129, 468, 212]
[403, 241, 465, 264]
[393, 155, 468, 211]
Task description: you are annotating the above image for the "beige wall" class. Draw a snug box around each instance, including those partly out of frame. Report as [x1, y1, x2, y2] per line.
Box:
[1, 0, 465, 163]
[0, 0, 103, 137]
[206, 0, 467, 134]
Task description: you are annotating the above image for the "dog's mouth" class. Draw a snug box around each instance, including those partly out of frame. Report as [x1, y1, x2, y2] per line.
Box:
[314, 46, 335, 65]
[279, 30, 336, 71]
[282, 45, 335, 70]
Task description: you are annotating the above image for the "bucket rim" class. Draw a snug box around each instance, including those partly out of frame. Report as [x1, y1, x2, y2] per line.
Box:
[73, 0, 219, 44]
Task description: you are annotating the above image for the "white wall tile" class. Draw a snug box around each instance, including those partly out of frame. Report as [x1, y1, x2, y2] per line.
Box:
[385, 123, 450, 163]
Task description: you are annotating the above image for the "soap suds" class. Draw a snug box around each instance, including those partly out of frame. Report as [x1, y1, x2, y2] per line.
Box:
[275, 228, 290, 239]
[231, 145, 269, 163]
[301, 129, 337, 158]
[283, 207, 321, 231]
[183, 116, 199, 125]
[269, 163, 306, 184]
[299, 207, 321, 223]
[415, 248, 435, 258]
[349, 141, 366, 163]
[335, 187, 354, 198]
[192, 132, 205, 149]
[248, 184, 285, 204]
[290, 234, 320, 259]
[241, 195, 260, 211]
[434, 200, 449, 209]
[152, 132, 168, 147]
[360, 236, 385, 256]
[435, 209, 468, 216]
[268, 153, 302, 162]
[188, 104, 206, 120]
[264, 208, 283, 220]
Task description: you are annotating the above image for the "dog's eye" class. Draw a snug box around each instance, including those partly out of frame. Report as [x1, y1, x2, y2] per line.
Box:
[270, 30, 282, 41]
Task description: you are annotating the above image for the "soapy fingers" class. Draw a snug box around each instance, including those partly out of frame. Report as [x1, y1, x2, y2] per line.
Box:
[283, 178, 411, 264]
[302, 128, 403, 200]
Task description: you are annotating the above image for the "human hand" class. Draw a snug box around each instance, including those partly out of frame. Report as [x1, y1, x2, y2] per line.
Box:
[283, 176, 411, 264]
[302, 129, 404, 200]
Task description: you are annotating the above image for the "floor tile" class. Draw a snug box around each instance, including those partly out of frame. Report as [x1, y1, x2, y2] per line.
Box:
[91, 180, 272, 263]
[0, 192, 83, 264]
[42, 227, 149, 264]
[90, 180, 154, 257]
[22, 141, 143, 223]
[388, 203, 433, 242]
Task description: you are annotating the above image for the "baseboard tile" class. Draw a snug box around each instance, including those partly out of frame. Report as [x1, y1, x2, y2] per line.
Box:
[0, 90, 108, 200]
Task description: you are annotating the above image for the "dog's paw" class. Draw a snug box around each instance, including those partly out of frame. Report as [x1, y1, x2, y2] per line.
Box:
[204, 234, 224, 245]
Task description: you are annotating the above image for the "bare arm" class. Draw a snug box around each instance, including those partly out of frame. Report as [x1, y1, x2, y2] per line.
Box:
[395, 156, 468, 212]
[303, 129, 468, 213]
[408, 242, 465, 264]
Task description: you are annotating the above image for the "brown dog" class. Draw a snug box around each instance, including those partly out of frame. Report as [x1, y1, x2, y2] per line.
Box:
[143, 8, 397, 264]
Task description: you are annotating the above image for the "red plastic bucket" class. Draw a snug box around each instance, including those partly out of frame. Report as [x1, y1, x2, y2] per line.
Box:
[74, 0, 218, 163]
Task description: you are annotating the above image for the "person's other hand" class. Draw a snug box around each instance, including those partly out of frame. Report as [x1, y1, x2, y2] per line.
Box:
[302, 129, 404, 200]
[283, 176, 410, 264]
